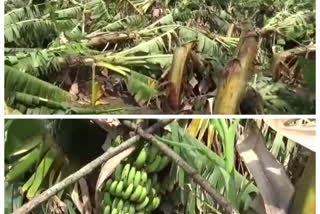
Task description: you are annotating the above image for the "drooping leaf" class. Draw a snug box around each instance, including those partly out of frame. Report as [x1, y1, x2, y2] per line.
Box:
[22, 148, 60, 198]
[5, 119, 46, 158]
[127, 71, 159, 105]
[237, 121, 294, 214]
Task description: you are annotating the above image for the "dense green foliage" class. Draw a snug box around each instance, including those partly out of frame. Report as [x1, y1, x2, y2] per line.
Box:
[5, 119, 313, 214]
[4, 0, 315, 114]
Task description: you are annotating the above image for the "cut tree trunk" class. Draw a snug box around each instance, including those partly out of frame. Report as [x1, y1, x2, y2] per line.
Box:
[214, 30, 259, 114]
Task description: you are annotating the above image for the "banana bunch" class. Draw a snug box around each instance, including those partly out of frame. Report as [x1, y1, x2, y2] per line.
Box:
[134, 144, 170, 173]
[101, 144, 170, 214]
[102, 191, 161, 214]
[103, 164, 161, 214]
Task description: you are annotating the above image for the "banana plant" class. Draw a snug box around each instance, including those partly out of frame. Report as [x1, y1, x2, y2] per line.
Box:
[159, 120, 256, 213]
[163, 118, 314, 214]
[5, 120, 66, 201]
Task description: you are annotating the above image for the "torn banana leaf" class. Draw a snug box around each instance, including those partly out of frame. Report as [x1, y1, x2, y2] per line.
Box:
[237, 121, 294, 214]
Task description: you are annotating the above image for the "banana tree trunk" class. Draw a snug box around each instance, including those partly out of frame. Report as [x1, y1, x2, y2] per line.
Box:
[290, 152, 315, 214]
[214, 31, 259, 114]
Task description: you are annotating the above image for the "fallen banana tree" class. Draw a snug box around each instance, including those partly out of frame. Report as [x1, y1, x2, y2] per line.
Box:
[4, 0, 315, 114]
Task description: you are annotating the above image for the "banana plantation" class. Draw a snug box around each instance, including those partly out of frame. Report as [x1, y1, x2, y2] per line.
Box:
[5, 119, 315, 214]
[4, 0, 316, 114]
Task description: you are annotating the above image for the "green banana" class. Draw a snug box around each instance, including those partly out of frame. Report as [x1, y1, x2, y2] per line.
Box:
[121, 163, 131, 181]
[135, 196, 149, 211]
[152, 196, 161, 210]
[111, 208, 118, 214]
[115, 181, 124, 197]
[145, 179, 152, 194]
[151, 174, 160, 193]
[122, 183, 134, 200]
[105, 179, 113, 192]
[156, 156, 170, 172]
[146, 196, 161, 212]
[112, 197, 119, 210]
[128, 205, 135, 214]
[104, 192, 112, 206]
[122, 201, 130, 213]
[140, 171, 148, 185]
[137, 187, 147, 203]
[114, 164, 123, 180]
[146, 155, 162, 173]
[126, 166, 136, 186]
[104, 205, 111, 214]
[151, 174, 158, 186]
[149, 188, 157, 199]
[133, 170, 141, 187]
[130, 185, 142, 202]
[147, 145, 159, 164]
[110, 180, 119, 195]
[101, 145, 165, 214]
[117, 199, 124, 211]
[134, 147, 147, 168]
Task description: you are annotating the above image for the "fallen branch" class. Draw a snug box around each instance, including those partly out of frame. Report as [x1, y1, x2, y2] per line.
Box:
[12, 119, 174, 214]
[122, 120, 240, 214]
